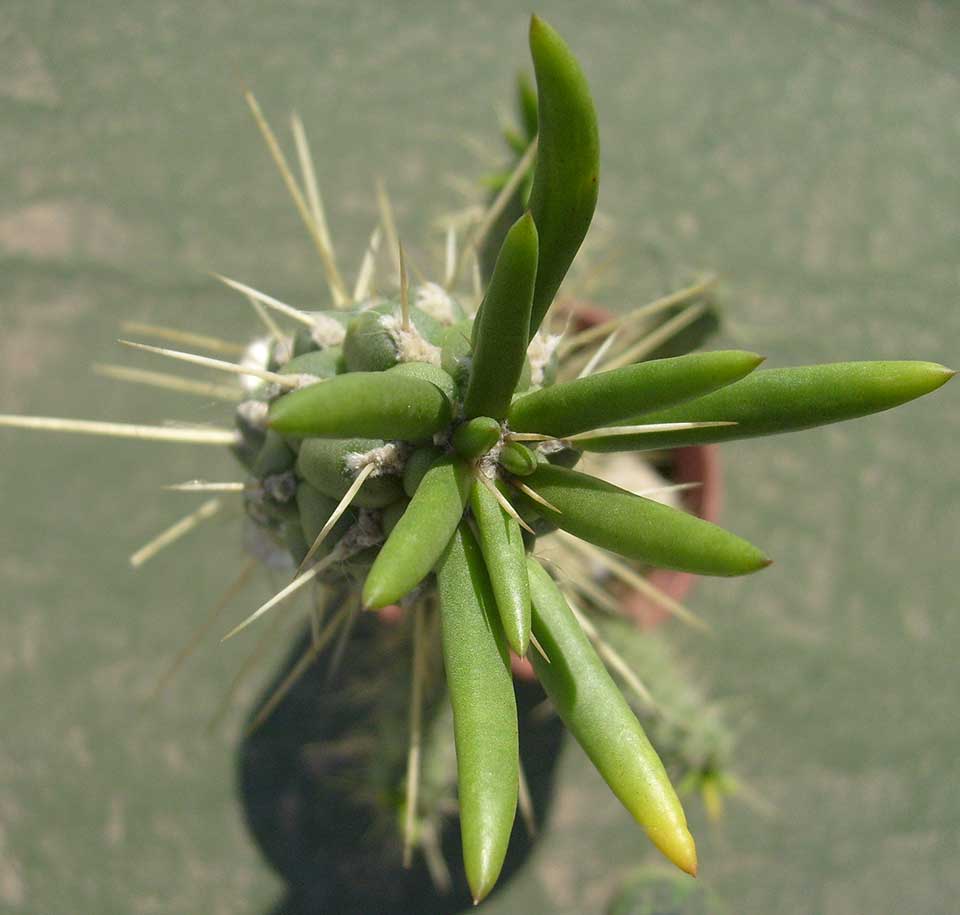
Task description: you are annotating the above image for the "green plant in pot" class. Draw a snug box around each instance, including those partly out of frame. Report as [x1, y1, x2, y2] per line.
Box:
[0, 13, 952, 908]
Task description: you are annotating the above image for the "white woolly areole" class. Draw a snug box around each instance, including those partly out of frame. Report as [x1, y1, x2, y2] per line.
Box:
[415, 282, 457, 324]
[236, 399, 269, 431]
[380, 314, 442, 367]
[537, 438, 568, 456]
[240, 337, 272, 393]
[342, 509, 385, 552]
[526, 330, 562, 386]
[343, 441, 408, 478]
[477, 427, 506, 478]
[271, 335, 296, 366]
[292, 373, 323, 390]
[309, 313, 347, 347]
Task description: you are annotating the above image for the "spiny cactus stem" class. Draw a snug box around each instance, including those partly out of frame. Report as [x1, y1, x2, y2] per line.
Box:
[118, 339, 302, 389]
[129, 498, 223, 569]
[244, 89, 349, 305]
[403, 600, 427, 868]
[151, 557, 259, 698]
[213, 273, 316, 328]
[92, 363, 240, 401]
[119, 320, 246, 356]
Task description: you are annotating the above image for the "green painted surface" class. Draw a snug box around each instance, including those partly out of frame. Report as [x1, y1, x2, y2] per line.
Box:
[1, 1, 958, 912]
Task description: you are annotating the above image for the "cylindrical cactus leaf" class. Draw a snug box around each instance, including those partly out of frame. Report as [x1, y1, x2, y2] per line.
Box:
[498, 441, 538, 476]
[294, 481, 335, 542]
[342, 311, 399, 372]
[296, 437, 404, 508]
[527, 15, 599, 339]
[362, 456, 472, 609]
[517, 70, 539, 141]
[578, 361, 956, 452]
[380, 497, 409, 537]
[386, 361, 457, 402]
[436, 522, 518, 904]
[402, 446, 442, 498]
[452, 416, 501, 459]
[440, 319, 475, 396]
[507, 351, 764, 438]
[269, 372, 452, 441]
[521, 463, 770, 576]
[252, 429, 295, 478]
[282, 518, 310, 566]
[469, 479, 531, 656]
[278, 346, 343, 380]
[464, 212, 539, 419]
[525, 558, 696, 876]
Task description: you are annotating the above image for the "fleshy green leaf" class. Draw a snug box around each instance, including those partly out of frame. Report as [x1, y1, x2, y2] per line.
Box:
[268, 372, 452, 440]
[520, 463, 770, 576]
[362, 456, 471, 609]
[452, 416, 502, 459]
[578, 361, 955, 452]
[516, 70, 538, 141]
[436, 523, 518, 904]
[507, 351, 764, 437]
[498, 440, 539, 476]
[527, 15, 599, 338]
[296, 437, 404, 508]
[464, 212, 539, 419]
[470, 479, 531, 656]
[526, 558, 696, 876]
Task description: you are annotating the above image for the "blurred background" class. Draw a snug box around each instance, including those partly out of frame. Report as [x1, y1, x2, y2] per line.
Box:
[1, 1, 957, 912]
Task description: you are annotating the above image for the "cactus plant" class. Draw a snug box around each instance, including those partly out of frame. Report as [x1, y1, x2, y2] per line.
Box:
[0, 12, 953, 907]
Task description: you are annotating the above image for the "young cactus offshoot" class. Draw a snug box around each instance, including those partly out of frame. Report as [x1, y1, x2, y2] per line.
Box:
[0, 11, 953, 906]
